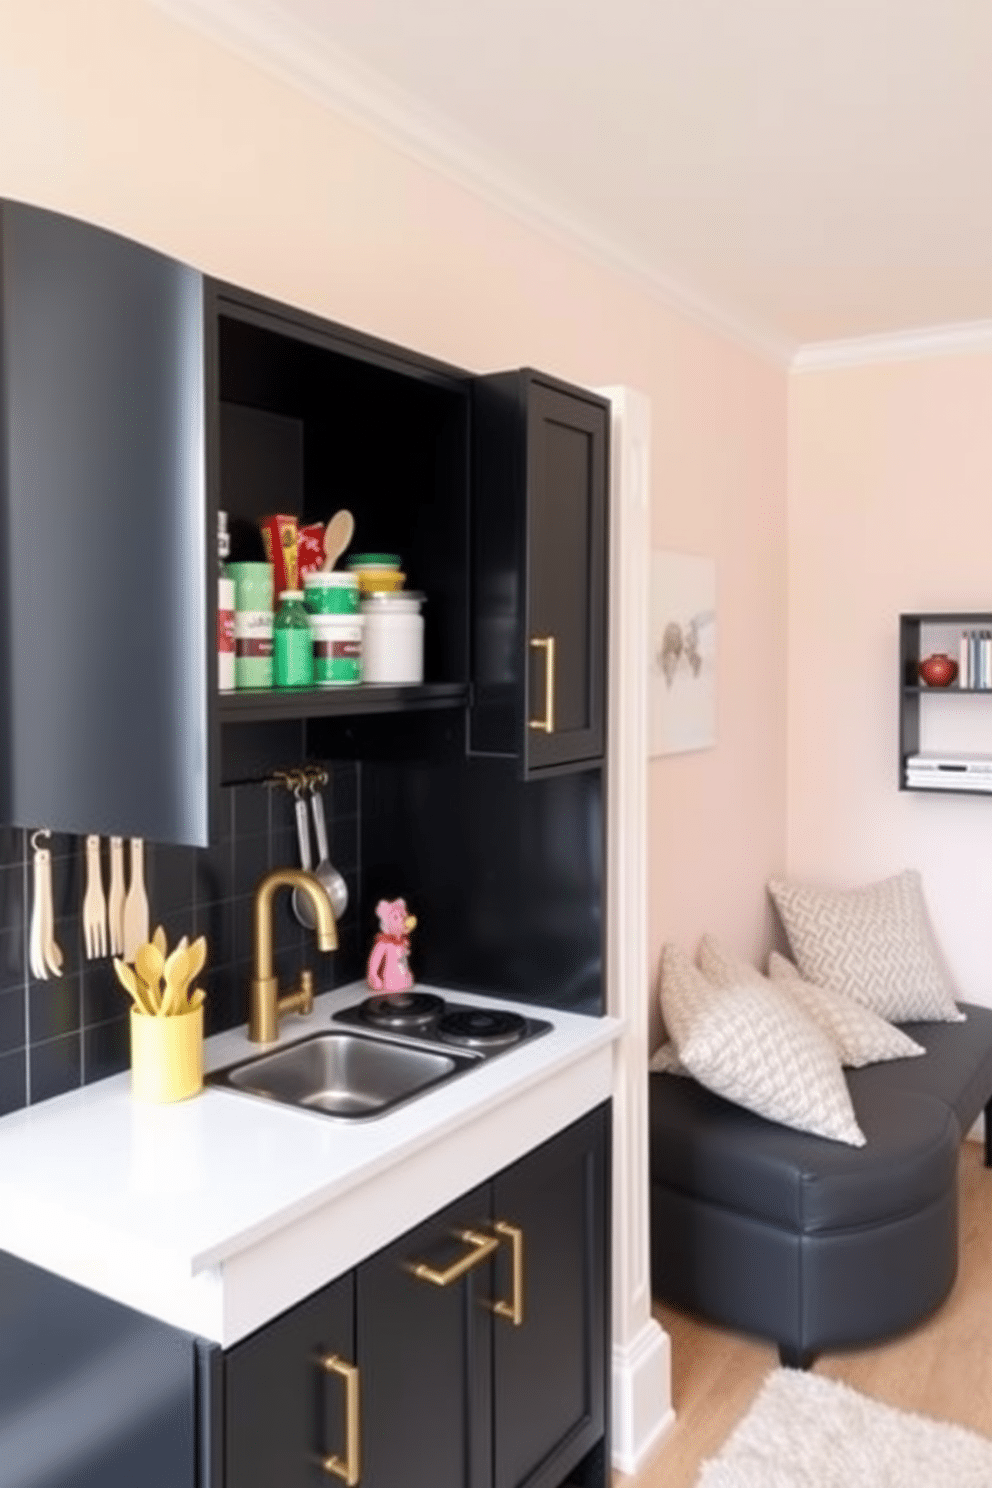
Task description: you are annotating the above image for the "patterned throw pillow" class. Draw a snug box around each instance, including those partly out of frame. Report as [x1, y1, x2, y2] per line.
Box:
[648, 1041, 688, 1075]
[659, 943, 865, 1146]
[767, 870, 964, 1024]
[767, 951, 925, 1067]
[697, 934, 925, 1068]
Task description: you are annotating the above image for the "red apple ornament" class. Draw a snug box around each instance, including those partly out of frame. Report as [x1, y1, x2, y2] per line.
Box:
[918, 653, 958, 687]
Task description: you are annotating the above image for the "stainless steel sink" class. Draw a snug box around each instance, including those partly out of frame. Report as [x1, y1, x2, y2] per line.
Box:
[208, 1031, 480, 1119]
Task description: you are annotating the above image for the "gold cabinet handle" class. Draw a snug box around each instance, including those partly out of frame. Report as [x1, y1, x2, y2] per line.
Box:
[491, 1221, 525, 1327]
[529, 636, 556, 733]
[408, 1228, 500, 1286]
[320, 1354, 361, 1485]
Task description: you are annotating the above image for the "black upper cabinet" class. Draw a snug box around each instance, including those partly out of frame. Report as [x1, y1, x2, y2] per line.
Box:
[0, 199, 210, 845]
[471, 372, 609, 776]
[0, 201, 610, 845]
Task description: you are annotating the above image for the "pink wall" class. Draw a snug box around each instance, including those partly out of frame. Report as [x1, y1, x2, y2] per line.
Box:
[0, 0, 789, 1027]
[788, 352, 992, 1005]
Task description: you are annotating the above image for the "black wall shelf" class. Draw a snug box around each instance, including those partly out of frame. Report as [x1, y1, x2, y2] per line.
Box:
[899, 611, 992, 796]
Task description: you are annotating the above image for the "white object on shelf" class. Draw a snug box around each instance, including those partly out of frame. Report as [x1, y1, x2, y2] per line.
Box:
[360, 591, 425, 683]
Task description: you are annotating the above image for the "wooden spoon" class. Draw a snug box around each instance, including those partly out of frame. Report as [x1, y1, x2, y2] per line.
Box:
[321, 509, 355, 572]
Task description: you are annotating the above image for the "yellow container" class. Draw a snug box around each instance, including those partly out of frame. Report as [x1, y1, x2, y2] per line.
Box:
[355, 569, 406, 594]
[130, 1005, 204, 1103]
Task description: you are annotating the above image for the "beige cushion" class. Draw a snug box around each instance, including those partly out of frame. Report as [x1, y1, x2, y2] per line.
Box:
[767, 870, 964, 1024]
[648, 1041, 688, 1075]
[659, 942, 865, 1146]
[767, 951, 926, 1067]
[697, 934, 926, 1068]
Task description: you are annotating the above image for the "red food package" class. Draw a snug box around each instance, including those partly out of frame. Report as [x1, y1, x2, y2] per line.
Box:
[297, 523, 325, 581]
[259, 515, 299, 594]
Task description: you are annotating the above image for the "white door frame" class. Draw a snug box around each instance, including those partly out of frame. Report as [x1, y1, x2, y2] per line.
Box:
[598, 385, 674, 1473]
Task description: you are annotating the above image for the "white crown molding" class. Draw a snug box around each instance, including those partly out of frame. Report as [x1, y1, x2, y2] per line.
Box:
[793, 319, 992, 373]
[149, 0, 795, 368]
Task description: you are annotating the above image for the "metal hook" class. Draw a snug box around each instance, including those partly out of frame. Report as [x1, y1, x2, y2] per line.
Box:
[30, 829, 50, 853]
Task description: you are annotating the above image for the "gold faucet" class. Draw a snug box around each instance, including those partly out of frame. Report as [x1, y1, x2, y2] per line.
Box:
[249, 868, 338, 1044]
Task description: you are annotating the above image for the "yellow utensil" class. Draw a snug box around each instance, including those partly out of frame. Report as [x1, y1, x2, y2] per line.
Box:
[134, 942, 164, 1014]
[187, 988, 206, 1012]
[183, 936, 207, 992]
[159, 943, 191, 1018]
[112, 957, 156, 1017]
[152, 925, 167, 957]
[159, 936, 207, 1016]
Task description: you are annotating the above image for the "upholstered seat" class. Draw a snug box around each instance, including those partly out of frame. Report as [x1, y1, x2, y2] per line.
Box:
[649, 1002, 992, 1367]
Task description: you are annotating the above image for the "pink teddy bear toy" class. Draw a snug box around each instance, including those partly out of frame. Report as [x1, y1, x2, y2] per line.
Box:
[366, 898, 418, 993]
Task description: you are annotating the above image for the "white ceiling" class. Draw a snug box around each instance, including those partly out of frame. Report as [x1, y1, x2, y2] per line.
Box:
[158, 0, 992, 359]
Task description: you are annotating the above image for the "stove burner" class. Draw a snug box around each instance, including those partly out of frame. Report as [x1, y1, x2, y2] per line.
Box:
[436, 1007, 528, 1050]
[358, 993, 446, 1031]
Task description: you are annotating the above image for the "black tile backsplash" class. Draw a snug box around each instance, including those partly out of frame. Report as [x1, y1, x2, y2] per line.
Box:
[0, 768, 362, 1111]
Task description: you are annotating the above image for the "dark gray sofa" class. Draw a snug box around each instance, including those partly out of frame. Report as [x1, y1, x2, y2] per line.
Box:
[649, 1003, 992, 1368]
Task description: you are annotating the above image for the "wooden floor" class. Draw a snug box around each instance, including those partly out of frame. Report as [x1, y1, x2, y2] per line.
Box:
[619, 1140, 992, 1488]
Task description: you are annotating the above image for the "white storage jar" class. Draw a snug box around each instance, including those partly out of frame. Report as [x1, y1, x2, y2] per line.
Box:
[360, 591, 425, 683]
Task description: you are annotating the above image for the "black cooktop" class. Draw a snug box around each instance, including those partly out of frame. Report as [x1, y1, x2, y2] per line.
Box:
[332, 992, 551, 1057]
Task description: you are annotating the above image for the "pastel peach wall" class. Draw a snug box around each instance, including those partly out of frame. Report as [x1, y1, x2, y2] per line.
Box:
[0, 0, 789, 1026]
[788, 352, 992, 1006]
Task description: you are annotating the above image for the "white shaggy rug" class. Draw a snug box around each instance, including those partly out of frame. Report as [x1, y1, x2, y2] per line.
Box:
[696, 1368, 992, 1487]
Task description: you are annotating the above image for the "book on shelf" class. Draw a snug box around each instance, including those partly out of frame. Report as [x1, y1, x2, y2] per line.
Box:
[956, 629, 992, 689]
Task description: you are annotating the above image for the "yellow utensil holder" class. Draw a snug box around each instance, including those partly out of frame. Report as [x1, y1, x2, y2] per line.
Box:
[130, 1005, 204, 1103]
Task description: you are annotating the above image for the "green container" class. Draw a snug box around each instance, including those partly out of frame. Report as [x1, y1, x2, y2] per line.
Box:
[310, 614, 363, 686]
[304, 571, 360, 616]
[229, 562, 274, 689]
[274, 591, 314, 687]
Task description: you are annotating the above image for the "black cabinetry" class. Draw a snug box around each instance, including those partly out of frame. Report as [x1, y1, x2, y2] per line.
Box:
[471, 372, 609, 776]
[899, 612, 992, 795]
[0, 200, 611, 853]
[0, 1249, 209, 1488]
[223, 1104, 609, 1488]
[208, 286, 473, 787]
[0, 199, 210, 845]
[224, 1270, 355, 1488]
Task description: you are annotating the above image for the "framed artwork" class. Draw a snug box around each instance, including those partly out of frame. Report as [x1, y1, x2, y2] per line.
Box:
[649, 551, 716, 755]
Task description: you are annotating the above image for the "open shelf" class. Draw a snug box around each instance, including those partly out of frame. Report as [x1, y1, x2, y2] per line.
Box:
[218, 681, 469, 725]
[899, 612, 992, 796]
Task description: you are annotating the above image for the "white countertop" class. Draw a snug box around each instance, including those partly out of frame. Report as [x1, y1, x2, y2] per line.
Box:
[0, 982, 621, 1345]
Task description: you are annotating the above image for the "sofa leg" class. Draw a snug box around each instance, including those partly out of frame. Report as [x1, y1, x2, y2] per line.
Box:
[985, 1100, 992, 1168]
[779, 1344, 816, 1371]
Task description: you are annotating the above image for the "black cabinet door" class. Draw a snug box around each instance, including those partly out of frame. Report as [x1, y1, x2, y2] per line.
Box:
[357, 1183, 493, 1488]
[491, 1105, 609, 1488]
[225, 1271, 355, 1488]
[471, 371, 608, 776]
[0, 1250, 202, 1488]
[0, 199, 209, 845]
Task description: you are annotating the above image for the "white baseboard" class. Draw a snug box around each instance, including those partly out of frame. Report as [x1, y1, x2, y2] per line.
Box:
[611, 1318, 675, 1475]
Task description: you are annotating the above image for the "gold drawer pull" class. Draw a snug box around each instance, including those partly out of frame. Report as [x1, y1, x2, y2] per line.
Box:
[529, 635, 556, 733]
[491, 1221, 525, 1327]
[408, 1228, 500, 1286]
[320, 1354, 361, 1485]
